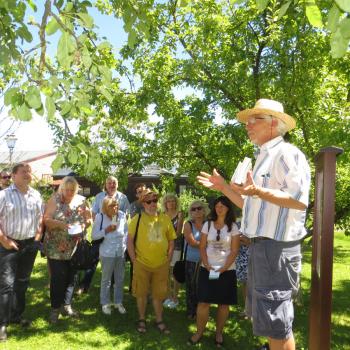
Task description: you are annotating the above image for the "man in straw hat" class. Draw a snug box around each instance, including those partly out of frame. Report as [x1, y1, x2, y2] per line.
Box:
[197, 99, 311, 350]
[127, 188, 176, 335]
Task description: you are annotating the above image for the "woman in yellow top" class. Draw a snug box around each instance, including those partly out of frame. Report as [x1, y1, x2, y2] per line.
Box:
[127, 189, 176, 334]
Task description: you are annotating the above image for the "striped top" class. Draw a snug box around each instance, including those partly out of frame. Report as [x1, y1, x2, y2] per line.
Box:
[0, 184, 43, 240]
[241, 136, 311, 242]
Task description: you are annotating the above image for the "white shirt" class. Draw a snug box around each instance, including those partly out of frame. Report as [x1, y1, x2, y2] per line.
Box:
[0, 184, 43, 240]
[201, 221, 240, 270]
[241, 136, 311, 242]
[91, 211, 128, 258]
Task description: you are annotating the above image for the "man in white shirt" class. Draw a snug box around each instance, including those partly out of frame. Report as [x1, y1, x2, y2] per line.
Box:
[198, 99, 311, 350]
[0, 163, 43, 341]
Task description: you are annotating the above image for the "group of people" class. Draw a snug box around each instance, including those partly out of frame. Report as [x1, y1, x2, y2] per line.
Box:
[0, 98, 310, 350]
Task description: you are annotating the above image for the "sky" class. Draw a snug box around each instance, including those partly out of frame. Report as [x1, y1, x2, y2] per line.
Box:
[0, 4, 128, 153]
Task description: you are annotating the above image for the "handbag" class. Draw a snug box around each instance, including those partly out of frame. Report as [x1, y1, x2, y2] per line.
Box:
[70, 239, 94, 270]
[173, 236, 188, 284]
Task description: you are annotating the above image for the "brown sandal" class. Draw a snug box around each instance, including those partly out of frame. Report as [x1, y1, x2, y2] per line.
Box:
[155, 321, 170, 334]
[136, 319, 146, 333]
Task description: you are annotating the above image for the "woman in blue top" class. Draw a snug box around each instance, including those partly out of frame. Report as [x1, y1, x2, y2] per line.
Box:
[183, 200, 209, 320]
[92, 197, 128, 315]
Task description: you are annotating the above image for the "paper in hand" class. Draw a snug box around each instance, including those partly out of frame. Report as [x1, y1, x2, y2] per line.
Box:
[231, 157, 252, 185]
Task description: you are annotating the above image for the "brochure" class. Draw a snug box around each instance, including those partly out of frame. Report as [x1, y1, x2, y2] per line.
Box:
[231, 157, 252, 185]
[68, 223, 83, 235]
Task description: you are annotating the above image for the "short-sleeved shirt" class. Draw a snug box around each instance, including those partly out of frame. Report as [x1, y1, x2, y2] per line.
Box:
[92, 191, 130, 215]
[201, 221, 240, 270]
[0, 184, 43, 240]
[128, 212, 176, 268]
[241, 136, 311, 242]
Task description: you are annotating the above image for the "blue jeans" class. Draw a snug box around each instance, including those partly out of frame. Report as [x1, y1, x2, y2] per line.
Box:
[48, 259, 76, 309]
[100, 256, 125, 305]
[0, 239, 38, 326]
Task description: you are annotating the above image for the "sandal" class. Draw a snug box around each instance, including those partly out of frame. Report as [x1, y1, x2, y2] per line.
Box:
[215, 334, 224, 348]
[155, 321, 170, 334]
[136, 319, 146, 333]
[187, 335, 201, 345]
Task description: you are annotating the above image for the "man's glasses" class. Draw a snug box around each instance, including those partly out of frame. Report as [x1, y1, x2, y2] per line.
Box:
[216, 229, 221, 242]
[1, 176, 11, 179]
[144, 199, 158, 204]
[191, 206, 202, 212]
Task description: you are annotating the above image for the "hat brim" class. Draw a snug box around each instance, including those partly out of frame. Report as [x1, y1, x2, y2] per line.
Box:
[237, 108, 296, 131]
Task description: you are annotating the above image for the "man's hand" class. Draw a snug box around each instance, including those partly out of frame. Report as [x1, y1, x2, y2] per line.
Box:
[197, 169, 226, 191]
[105, 224, 117, 233]
[230, 171, 259, 197]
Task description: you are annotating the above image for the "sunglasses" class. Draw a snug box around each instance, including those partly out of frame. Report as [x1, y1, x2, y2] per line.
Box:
[1, 176, 11, 179]
[144, 199, 158, 204]
[216, 229, 221, 242]
[191, 206, 203, 212]
[246, 116, 271, 125]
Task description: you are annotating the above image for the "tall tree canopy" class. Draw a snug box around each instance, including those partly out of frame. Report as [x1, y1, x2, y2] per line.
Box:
[1, 0, 350, 231]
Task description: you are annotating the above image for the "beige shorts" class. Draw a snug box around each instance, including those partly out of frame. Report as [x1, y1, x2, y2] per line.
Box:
[132, 260, 169, 299]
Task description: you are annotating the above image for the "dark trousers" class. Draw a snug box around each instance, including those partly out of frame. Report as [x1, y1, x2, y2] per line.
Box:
[48, 259, 76, 309]
[0, 238, 37, 326]
[185, 261, 199, 318]
[79, 260, 98, 291]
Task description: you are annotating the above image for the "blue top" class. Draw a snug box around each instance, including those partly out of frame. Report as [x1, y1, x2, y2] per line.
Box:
[185, 221, 201, 263]
[92, 191, 130, 215]
[91, 211, 128, 258]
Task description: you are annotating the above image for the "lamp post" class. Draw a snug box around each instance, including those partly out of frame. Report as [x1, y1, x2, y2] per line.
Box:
[5, 134, 17, 166]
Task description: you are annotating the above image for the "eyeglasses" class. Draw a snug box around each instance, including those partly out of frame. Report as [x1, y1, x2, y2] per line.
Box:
[246, 115, 272, 125]
[216, 229, 221, 242]
[144, 199, 158, 204]
[191, 206, 203, 212]
[1, 176, 11, 179]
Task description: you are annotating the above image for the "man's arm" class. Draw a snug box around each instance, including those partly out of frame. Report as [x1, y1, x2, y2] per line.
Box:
[231, 172, 307, 210]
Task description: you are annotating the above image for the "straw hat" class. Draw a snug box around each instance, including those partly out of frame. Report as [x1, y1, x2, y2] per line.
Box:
[237, 99, 296, 131]
[140, 188, 158, 202]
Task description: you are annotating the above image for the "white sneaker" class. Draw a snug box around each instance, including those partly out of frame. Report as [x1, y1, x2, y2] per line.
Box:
[114, 303, 126, 314]
[168, 300, 179, 309]
[102, 304, 112, 315]
[163, 298, 172, 307]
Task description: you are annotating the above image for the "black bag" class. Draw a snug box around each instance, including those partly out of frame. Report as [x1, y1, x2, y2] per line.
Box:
[70, 239, 94, 270]
[173, 228, 188, 284]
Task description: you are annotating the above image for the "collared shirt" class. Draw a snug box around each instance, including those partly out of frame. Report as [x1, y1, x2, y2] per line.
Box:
[241, 136, 311, 242]
[0, 184, 43, 240]
[92, 191, 130, 215]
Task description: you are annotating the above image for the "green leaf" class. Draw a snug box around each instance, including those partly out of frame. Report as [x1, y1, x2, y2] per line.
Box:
[57, 32, 76, 69]
[327, 5, 341, 33]
[60, 101, 72, 116]
[305, 1, 323, 28]
[51, 154, 64, 172]
[81, 47, 92, 69]
[17, 26, 33, 42]
[330, 29, 349, 58]
[17, 104, 32, 121]
[68, 148, 79, 164]
[65, 2, 74, 12]
[35, 104, 44, 116]
[127, 29, 137, 48]
[335, 0, 350, 12]
[77, 12, 94, 28]
[46, 18, 60, 35]
[45, 96, 56, 120]
[256, 0, 270, 12]
[4, 87, 19, 106]
[99, 86, 113, 103]
[340, 18, 350, 39]
[25, 86, 42, 109]
[277, 1, 292, 20]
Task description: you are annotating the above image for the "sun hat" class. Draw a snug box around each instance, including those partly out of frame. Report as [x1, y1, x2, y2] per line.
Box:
[140, 188, 158, 202]
[237, 99, 296, 131]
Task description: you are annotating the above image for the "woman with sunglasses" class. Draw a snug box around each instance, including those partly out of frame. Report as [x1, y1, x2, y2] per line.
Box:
[188, 196, 240, 347]
[183, 200, 209, 320]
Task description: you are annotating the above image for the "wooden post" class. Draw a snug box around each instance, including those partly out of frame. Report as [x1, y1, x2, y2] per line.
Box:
[308, 146, 343, 350]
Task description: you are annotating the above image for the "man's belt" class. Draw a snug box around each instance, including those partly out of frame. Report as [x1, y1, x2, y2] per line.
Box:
[250, 236, 273, 243]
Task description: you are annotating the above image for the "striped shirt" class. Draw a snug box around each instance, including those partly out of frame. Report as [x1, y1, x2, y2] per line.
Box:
[0, 184, 43, 240]
[241, 136, 311, 242]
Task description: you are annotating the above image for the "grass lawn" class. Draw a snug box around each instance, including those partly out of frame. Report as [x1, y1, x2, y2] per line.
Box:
[1, 232, 349, 350]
